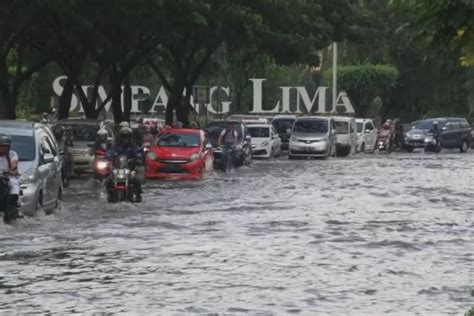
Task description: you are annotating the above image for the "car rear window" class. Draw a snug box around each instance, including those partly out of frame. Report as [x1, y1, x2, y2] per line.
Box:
[65, 124, 99, 142]
[272, 119, 295, 134]
[248, 127, 270, 138]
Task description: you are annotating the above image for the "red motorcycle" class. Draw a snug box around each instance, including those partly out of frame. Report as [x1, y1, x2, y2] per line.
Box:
[92, 148, 111, 181]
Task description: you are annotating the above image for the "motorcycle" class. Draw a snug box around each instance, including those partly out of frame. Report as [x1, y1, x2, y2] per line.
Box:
[0, 173, 16, 223]
[106, 155, 136, 203]
[377, 136, 391, 153]
[92, 148, 111, 181]
[424, 134, 441, 153]
[221, 145, 234, 174]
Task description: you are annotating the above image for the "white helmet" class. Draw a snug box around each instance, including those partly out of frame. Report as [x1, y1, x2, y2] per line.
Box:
[97, 128, 108, 136]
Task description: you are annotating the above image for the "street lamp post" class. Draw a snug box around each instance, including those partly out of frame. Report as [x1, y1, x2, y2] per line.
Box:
[332, 42, 338, 110]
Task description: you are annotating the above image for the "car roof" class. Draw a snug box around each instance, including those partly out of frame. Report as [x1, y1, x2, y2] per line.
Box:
[296, 116, 330, 121]
[161, 128, 201, 134]
[272, 115, 297, 120]
[0, 120, 39, 129]
[247, 124, 272, 128]
[59, 118, 103, 126]
[0, 120, 45, 137]
[332, 116, 355, 122]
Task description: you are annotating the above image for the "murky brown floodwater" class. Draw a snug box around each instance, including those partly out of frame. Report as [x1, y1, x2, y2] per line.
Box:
[0, 152, 473, 315]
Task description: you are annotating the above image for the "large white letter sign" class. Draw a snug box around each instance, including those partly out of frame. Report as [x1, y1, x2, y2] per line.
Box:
[296, 87, 328, 113]
[149, 86, 169, 114]
[52, 76, 80, 112]
[249, 79, 279, 114]
[332, 91, 355, 114]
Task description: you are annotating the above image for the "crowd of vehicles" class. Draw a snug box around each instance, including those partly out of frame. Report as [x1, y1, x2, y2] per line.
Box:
[0, 114, 472, 223]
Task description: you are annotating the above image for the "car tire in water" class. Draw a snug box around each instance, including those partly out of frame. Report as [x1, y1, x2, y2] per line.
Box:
[460, 140, 469, 153]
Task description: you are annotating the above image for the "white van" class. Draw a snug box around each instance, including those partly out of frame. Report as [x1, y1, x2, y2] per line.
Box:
[356, 118, 377, 153]
[333, 117, 357, 155]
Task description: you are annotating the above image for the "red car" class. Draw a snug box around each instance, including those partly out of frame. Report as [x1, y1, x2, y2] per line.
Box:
[145, 128, 214, 180]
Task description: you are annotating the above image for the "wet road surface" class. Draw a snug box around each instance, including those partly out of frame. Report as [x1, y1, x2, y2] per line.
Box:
[0, 152, 473, 314]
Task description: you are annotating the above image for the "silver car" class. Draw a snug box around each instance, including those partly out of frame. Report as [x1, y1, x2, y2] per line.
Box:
[60, 119, 115, 174]
[289, 116, 337, 159]
[0, 121, 62, 216]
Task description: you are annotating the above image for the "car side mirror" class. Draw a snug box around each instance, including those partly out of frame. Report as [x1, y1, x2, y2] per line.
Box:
[245, 135, 251, 141]
[205, 143, 213, 150]
[43, 153, 55, 164]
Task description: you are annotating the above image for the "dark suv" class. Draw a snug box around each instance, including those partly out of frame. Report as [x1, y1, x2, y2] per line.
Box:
[204, 120, 252, 167]
[271, 115, 296, 151]
[405, 117, 472, 152]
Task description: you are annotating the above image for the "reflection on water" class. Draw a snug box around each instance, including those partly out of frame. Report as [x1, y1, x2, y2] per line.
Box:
[0, 152, 473, 314]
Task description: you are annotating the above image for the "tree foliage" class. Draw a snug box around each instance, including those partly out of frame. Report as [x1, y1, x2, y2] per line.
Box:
[325, 64, 399, 117]
[392, 0, 474, 66]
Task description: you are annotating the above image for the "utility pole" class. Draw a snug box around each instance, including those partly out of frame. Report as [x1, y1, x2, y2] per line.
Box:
[332, 42, 338, 110]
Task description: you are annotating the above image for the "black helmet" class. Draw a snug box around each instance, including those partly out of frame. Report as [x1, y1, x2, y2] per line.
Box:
[0, 133, 12, 146]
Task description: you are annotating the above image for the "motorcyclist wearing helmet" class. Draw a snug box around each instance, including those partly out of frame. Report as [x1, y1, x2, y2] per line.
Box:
[218, 122, 239, 166]
[379, 121, 392, 141]
[52, 124, 65, 143]
[0, 134, 22, 219]
[429, 121, 441, 144]
[63, 126, 74, 151]
[93, 128, 112, 153]
[106, 127, 143, 202]
[393, 119, 405, 149]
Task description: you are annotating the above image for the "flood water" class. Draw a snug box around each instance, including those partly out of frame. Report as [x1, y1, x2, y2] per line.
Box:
[0, 152, 473, 315]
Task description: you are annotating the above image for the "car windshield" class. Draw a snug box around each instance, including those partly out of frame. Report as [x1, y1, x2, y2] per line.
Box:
[248, 127, 270, 138]
[158, 133, 200, 147]
[357, 123, 363, 133]
[335, 121, 349, 134]
[10, 135, 36, 161]
[272, 119, 295, 134]
[66, 124, 99, 142]
[413, 120, 445, 130]
[294, 120, 328, 134]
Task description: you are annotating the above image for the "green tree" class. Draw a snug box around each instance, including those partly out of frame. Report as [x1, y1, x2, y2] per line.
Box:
[392, 0, 474, 66]
[325, 64, 399, 117]
[0, 0, 51, 119]
[148, 0, 356, 125]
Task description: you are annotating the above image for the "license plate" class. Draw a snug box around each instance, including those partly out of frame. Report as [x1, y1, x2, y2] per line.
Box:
[304, 147, 313, 153]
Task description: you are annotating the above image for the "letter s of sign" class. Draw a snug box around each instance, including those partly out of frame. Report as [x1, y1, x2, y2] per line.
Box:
[52, 76, 79, 112]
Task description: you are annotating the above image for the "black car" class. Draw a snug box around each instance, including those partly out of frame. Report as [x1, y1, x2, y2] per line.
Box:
[404, 117, 472, 152]
[204, 121, 252, 167]
[271, 115, 296, 151]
